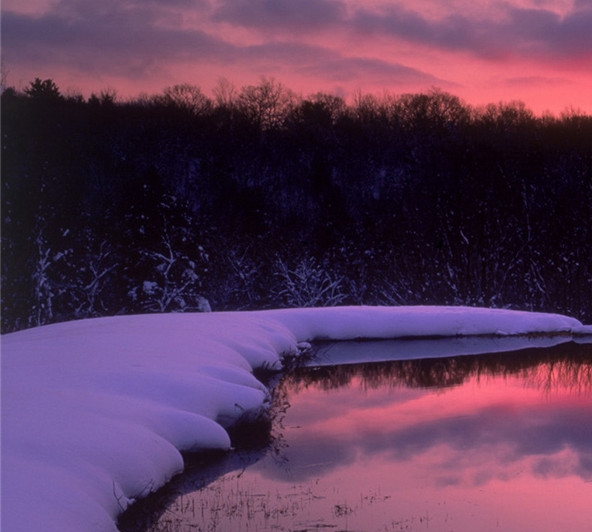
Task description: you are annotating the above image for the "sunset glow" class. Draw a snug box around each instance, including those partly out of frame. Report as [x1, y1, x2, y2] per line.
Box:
[2, 0, 591, 114]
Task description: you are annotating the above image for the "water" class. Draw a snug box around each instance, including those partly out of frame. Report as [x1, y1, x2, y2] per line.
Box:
[121, 340, 592, 532]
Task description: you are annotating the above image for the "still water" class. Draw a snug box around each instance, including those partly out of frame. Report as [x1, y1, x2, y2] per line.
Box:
[124, 340, 592, 532]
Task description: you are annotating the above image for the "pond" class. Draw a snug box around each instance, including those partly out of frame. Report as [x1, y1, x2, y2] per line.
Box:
[120, 339, 592, 532]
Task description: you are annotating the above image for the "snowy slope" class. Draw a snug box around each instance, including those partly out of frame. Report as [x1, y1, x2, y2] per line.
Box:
[1, 306, 590, 532]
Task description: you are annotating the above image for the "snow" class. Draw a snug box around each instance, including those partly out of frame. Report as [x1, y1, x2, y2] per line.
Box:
[1, 306, 590, 532]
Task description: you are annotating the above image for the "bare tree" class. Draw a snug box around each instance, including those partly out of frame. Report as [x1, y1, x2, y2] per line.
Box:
[274, 257, 346, 307]
[160, 84, 212, 115]
[129, 228, 210, 313]
[212, 77, 237, 107]
[30, 225, 64, 327]
[237, 77, 296, 130]
[74, 236, 119, 317]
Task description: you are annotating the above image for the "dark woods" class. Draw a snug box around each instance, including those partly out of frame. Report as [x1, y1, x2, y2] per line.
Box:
[2, 78, 591, 332]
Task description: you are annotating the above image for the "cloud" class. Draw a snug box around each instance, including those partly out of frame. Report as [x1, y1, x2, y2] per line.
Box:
[1, 1, 232, 79]
[2, 0, 441, 90]
[493, 6, 592, 61]
[504, 75, 573, 87]
[300, 55, 446, 86]
[348, 3, 592, 62]
[210, 1, 592, 64]
[213, 0, 347, 32]
[238, 41, 444, 86]
[352, 7, 482, 51]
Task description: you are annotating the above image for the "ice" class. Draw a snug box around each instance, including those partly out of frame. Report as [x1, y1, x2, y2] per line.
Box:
[1, 306, 589, 532]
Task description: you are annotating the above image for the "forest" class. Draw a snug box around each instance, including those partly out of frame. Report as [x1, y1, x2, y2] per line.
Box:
[2, 78, 591, 333]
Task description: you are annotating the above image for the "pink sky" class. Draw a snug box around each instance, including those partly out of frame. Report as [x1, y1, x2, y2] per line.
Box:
[2, 0, 591, 115]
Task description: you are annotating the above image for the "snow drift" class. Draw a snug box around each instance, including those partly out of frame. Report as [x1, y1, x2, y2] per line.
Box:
[1, 306, 590, 532]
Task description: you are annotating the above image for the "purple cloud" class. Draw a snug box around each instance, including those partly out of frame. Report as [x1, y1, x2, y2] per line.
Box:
[352, 7, 486, 52]
[213, 0, 347, 32]
[236, 40, 443, 86]
[1, 1, 232, 79]
[300, 54, 446, 86]
[504, 6, 592, 58]
[212, 1, 592, 63]
[349, 3, 592, 62]
[1, 0, 440, 87]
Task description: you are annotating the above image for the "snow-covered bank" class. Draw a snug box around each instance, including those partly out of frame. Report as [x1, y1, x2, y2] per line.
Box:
[258, 305, 592, 339]
[2, 306, 590, 532]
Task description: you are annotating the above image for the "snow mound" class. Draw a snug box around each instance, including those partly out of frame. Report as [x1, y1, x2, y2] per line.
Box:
[1, 306, 589, 532]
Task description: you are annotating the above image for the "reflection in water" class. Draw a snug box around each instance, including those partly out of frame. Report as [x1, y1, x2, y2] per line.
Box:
[120, 342, 592, 532]
[302, 340, 592, 392]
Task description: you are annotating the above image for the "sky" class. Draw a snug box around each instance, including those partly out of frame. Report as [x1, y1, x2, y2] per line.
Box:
[2, 0, 592, 115]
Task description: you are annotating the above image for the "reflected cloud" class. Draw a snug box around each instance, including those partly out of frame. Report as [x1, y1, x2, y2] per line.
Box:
[266, 345, 592, 485]
[374, 402, 592, 481]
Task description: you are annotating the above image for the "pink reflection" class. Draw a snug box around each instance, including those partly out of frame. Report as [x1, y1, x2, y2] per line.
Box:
[154, 351, 592, 531]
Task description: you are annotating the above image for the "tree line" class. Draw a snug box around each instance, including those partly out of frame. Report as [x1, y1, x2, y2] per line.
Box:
[2, 78, 591, 332]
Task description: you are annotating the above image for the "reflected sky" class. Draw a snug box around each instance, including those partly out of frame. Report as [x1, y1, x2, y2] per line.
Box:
[137, 343, 592, 532]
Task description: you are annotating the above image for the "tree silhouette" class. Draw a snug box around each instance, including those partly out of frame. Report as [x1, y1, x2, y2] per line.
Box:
[24, 78, 62, 100]
[1, 79, 591, 332]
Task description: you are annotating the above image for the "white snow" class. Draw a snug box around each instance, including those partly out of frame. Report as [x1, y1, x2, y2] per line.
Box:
[1, 306, 590, 532]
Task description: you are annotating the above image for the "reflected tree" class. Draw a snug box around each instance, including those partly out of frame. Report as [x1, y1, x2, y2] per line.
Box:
[286, 343, 592, 395]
